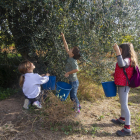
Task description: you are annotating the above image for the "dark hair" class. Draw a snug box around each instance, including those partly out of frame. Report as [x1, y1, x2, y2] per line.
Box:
[72, 46, 81, 60]
[119, 43, 138, 67]
[119, 44, 131, 59]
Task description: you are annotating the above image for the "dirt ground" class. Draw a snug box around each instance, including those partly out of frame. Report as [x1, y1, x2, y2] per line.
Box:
[0, 90, 140, 140]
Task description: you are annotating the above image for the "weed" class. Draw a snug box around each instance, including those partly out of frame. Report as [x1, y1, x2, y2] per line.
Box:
[55, 128, 58, 131]
[64, 131, 69, 135]
[0, 87, 18, 100]
[76, 121, 79, 126]
[97, 115, 104, 121]
[84, 129, 88, 134]
[61, 127, 65, 132]
[128, 102, 133, 106]
[91, 124, 100, 137]
[103, 131, 111, 136]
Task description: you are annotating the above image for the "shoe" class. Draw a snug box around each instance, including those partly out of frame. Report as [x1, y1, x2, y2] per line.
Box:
[79, 105, 81, 110]
[76, 109, 80, 113]
[72, 105, 81, 110]
[75, 109, 80, 117]
[111, 119, 125, 125]
[116, 129, 132, 137]
[32, 101, 42, 109]
[23, 99, 30, 109]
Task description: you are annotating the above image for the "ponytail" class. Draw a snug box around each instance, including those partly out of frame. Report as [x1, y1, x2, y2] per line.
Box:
[19, 75, 24, 87]
[18, 60, 32, 87]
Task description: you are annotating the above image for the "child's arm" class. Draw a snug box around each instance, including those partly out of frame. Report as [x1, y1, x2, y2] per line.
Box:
[113, 43, 130, 68]
[113, 43, 121, 56]
[65, 69, 79, 78]
[111, 72, 115, 77]
[61, 33, 69, 54]
[41, 73, 50, 77]
[35, 73, 50, 84]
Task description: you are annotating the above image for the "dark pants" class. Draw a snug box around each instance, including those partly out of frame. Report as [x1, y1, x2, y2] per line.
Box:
[24, 90, 48, 104]
[25, 93, 42, 105]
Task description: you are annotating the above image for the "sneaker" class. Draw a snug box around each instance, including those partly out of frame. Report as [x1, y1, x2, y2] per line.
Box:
[76, 109, 80, 113]
[23, 99, 30, 109]
[32, 101, 42, 109]
[72, 105, 82, 110]
[111, 119, 125, 125]
[116, 129, 132, 137]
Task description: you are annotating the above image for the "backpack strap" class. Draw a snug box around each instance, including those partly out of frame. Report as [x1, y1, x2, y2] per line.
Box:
[123, 67, 130, 85]
[123, 67, 130, 91]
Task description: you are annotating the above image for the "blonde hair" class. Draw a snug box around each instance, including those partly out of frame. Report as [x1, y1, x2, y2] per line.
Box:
[129, 43, 138, 67]
[18, 60, 32, 87]
[119, 43, 138, 67]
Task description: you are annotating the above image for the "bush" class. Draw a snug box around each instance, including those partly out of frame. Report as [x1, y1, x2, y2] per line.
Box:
[0, 87, 18, 100]
[0, 51, 22, 88]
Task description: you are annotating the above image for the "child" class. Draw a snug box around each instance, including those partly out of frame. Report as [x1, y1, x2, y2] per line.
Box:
[18, 60, 50, 109]
[61, 33, 81, 113]
[111, 43, 138, 136]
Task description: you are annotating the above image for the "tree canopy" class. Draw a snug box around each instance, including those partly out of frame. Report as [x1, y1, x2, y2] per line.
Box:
[0, 0, 140, 84]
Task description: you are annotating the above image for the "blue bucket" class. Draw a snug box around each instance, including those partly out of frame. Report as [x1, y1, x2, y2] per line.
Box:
[42, 76, 56, 90]
[101, 81, 117, 97]
[56, 81, 72, 101]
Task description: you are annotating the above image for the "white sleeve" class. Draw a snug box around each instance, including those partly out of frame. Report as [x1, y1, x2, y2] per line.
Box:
[35, 74, 49, 85]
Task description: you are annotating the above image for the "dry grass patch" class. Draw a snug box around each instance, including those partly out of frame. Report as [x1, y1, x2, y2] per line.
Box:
[78, 72, 104, 102]
[41, 91, 75, 122]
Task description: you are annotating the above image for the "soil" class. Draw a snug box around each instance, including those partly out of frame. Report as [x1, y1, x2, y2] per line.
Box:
[0, 90, 140, 140]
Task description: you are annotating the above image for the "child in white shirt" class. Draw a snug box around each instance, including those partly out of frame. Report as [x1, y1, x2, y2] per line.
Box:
[18, 60, 50, 109]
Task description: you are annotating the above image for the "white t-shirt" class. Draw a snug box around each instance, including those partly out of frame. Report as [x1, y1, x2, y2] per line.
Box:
[23, 73, 49, 98]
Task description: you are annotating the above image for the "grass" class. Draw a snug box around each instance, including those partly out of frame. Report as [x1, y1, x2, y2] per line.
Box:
[0, 87, 19, 100]
[26, 75, 140, 137]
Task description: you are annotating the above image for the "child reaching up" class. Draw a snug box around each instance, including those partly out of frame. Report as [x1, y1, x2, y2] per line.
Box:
[18, 60, 50, 109]
[61, 33, 81, 113]
[111, 43, 138, 136]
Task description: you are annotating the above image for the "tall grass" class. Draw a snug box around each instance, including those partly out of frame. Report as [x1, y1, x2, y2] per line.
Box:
[78, 71, 105, 102]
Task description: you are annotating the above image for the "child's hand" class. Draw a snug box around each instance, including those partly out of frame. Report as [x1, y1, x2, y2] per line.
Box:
[64, 72, 69, 78]
[41, 74, 45, 77]
[61, 32, 64, 38]
[111, 72, 115, 77]
[46, 73, 50, 76]
[113, 43, 119, 51]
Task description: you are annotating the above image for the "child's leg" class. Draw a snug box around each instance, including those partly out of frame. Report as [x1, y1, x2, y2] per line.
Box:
[23, 99, 30, 109]
[30, 94, 42, 109]
[118, 86, 130, 126]
[118, 87, 125, 119]
[23, 95, 31, 109]
[116, 86, 132, 136]
[69, 80, 80, 112]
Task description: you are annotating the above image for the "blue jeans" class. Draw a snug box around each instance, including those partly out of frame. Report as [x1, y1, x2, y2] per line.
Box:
[69, 80, 80, 110]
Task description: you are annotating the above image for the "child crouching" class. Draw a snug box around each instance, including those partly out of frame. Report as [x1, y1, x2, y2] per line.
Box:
[18, 60, 50, 109]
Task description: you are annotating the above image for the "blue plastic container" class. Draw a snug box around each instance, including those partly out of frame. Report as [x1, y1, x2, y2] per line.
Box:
[42, 76, 56, 90]
[101, 81, 117, 97]
[56, 81, 72, 101]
